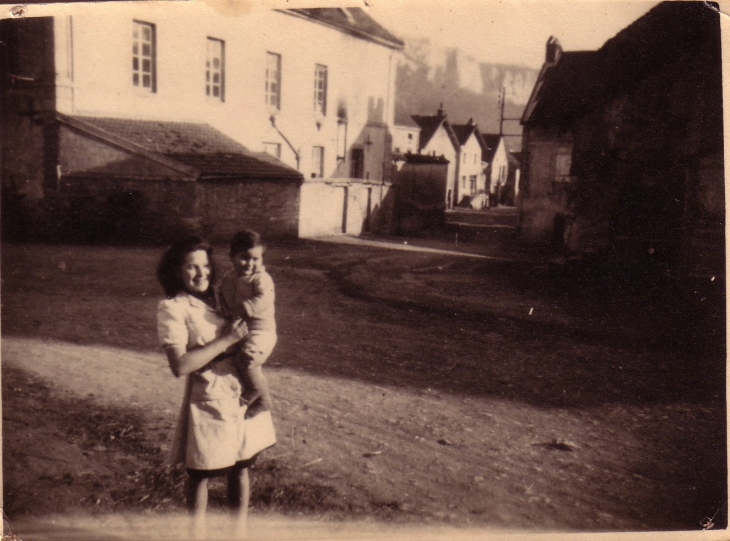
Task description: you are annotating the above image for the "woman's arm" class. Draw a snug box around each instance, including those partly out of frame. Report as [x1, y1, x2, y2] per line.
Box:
[166, 319, 248, 377]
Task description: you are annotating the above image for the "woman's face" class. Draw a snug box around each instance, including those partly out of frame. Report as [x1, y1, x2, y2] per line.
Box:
[180, 249, 211, 295]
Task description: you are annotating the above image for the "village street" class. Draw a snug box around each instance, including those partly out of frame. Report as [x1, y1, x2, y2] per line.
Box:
[2, 238, 726, 540]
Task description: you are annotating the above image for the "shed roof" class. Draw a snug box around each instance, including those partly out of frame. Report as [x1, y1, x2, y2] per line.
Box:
[397, 152, 449, 165]
[60, 115, 303, 182]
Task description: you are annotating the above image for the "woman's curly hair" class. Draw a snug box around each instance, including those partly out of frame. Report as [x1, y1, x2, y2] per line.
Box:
[157, 236, 217, 298]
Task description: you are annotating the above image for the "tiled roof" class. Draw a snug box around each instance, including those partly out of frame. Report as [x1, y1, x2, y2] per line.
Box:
[411, 115, 443, 150]
[524, 2, 719, 126]
[65, 115, 303, 182]
[285, 8, 403, 49]
[451, 124, 477, 146]
[522, 51, 600, 125]
[481, 134, 502, 163]
[597, 1, 718, 89]
[411, 114, 460, 152]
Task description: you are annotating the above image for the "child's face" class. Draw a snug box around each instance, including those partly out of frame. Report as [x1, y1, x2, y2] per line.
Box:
[231, 246, 264, 277]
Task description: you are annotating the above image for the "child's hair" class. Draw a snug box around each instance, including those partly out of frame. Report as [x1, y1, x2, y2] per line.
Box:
[230, 229, 264, 257]
[157, 236, 217, 298]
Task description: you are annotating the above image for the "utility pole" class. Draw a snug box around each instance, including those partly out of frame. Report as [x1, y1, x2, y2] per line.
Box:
[498, 87, 506, 136]
[498, 86, 522, 136]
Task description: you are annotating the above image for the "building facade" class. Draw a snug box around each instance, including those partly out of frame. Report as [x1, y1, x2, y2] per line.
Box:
[1, 4, 403, 240]
[451, 120, 487, 205]
[520, 2, 723, 277]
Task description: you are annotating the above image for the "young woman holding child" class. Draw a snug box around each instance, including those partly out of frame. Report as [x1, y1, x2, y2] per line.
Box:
[156, 235, 276, 536]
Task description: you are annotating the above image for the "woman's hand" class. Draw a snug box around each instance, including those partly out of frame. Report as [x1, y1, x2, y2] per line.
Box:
[221, 318, 248, 356]
[227, 318, 249, 342]
[166, 319, 248, 378]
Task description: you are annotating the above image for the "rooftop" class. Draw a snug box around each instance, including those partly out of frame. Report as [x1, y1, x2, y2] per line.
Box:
[285, 8, 404, 49]
[62, 115, 303, 182]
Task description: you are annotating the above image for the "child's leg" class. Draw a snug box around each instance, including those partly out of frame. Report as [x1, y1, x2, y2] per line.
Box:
[236, 333, 276, 414]
[244, 364, 272, 415]
[234, 346, 268, 408]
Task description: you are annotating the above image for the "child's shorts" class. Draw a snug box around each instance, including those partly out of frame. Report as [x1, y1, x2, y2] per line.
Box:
[240, 331, 277, 367]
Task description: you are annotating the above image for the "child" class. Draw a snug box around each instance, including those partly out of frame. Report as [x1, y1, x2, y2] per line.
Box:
[218, 230, 277, 418]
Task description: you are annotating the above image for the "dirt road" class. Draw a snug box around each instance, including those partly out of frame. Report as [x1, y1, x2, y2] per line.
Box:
[2, 240, 726, 539]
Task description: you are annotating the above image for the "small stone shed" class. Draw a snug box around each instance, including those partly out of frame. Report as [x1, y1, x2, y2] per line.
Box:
[54, 114, 304, 242]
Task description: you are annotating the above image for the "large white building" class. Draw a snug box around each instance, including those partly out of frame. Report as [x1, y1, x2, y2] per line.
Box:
[1, 4, 404, 239]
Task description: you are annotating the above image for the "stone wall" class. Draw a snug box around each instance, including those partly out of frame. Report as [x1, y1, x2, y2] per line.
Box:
[298, 180, 393, 237]
[59, 176, 300, 243]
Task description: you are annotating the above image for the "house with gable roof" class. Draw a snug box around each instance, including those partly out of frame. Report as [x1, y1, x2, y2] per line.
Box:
[411, 107, 488, 209]
[392, 105, 421, 155]
[482, 133, 520, 206]
[411, 107, 460, 208]
[450, 119, 487, 207]
[1, 4, 404, 241]
[520, 2, 723, 277]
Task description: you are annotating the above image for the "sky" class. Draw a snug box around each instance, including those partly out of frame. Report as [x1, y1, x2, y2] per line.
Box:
[15, 0, 709, 70]
[367, 0, 662, 68]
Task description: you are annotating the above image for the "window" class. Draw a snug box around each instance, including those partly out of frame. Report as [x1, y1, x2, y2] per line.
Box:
[314, 64, 327, 115]
[474, 154, 477, 164]
[263, 142, 281, 159]
[350, 148, 364, 179]
[265, 52, 281, 110]
[132, 21, 156, 91]
[470, 175, 477, 193]
[206, 38, 224, 101]
[555, 152, 572, 182]
[312, 146, 324, 178]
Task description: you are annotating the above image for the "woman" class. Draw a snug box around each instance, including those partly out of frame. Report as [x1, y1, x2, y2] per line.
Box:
[156, 237, 276, 533]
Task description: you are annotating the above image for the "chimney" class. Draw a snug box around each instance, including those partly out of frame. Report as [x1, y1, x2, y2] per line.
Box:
[437, 103, 445, 118]
[546, 36, 562, 64]
[467, 117, 474, 127]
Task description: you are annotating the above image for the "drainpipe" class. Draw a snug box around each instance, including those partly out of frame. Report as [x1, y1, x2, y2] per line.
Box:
[269, 115, 300, 170]
[382, 47, 395, 186]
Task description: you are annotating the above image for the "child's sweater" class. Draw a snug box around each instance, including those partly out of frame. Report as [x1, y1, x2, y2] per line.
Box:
[218, 268, 276, 333]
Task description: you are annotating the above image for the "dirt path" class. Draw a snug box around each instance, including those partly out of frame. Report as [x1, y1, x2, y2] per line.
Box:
[2, 242, 726, 538]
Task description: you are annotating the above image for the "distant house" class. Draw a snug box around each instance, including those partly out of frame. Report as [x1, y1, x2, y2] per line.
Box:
[451, 119, 487, 207]
[392, 106, 421, 155]
[481, 134, 511, 206]
[520, 2, 723, 277]
[0, 5, 404, 241]
[506, 151, 521, 206]
[411, 107, 460, 208]
[411, 107, 489, 209]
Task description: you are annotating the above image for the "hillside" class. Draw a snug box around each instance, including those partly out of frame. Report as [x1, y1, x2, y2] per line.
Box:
[395, 37, 539, 152]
